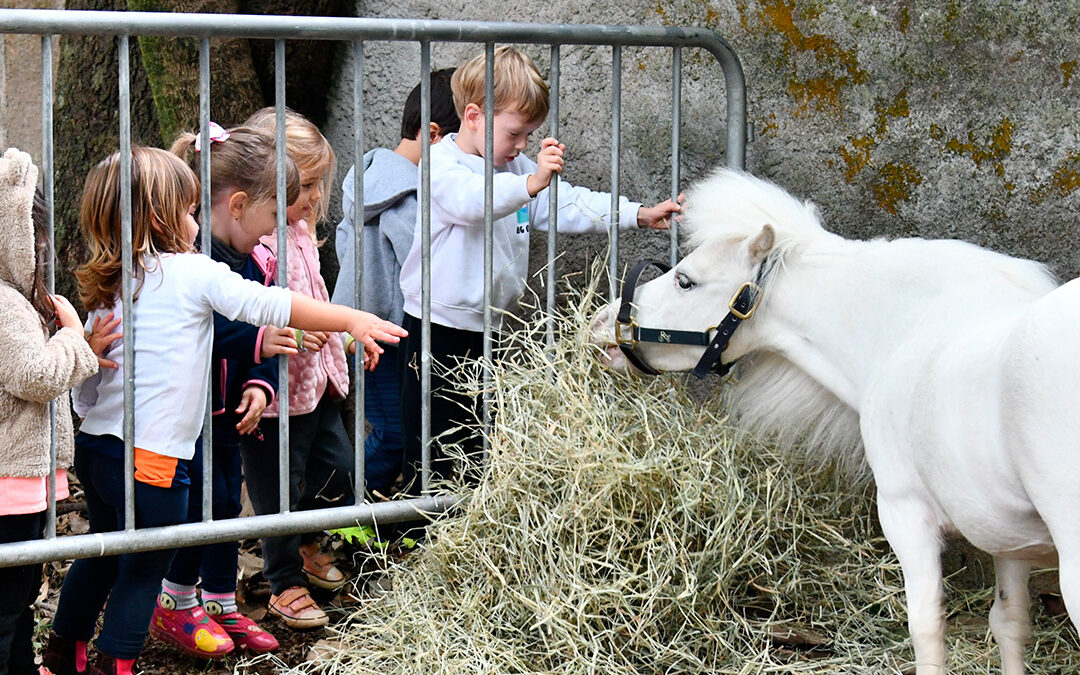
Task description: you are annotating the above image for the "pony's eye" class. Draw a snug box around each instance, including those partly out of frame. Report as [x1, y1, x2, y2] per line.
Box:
[675, 272, 695, 290]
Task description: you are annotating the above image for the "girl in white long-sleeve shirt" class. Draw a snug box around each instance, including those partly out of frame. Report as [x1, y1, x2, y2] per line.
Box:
[44, 146, 405, 675]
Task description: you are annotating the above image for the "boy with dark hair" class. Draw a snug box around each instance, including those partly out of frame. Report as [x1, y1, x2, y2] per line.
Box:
[332, 68, 460, 499]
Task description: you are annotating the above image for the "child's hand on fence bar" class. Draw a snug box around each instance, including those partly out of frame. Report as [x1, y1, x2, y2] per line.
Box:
[527, 138, 565, 196]
[261, 326, 299, 358]
[637, 195, 683, 229]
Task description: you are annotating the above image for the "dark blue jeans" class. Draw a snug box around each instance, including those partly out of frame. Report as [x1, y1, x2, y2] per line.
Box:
[363, 344, 403, 496]
[0, 510, 44, 675]
[52, 437, 188, 659]
[164, 439, 243, 593]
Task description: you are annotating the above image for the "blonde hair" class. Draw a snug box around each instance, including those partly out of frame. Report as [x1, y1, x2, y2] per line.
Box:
[76, 147, 200, 311]
[244, 107, 336, 244]
[170, 125, 300, 214]
[451, 46, 550, 125]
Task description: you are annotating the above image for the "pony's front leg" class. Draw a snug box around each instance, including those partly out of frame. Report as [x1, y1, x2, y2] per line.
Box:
[989, 556, 1030, 675]
[877, 494, 947, 674]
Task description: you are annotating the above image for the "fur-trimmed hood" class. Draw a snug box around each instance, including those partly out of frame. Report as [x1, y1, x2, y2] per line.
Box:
[0, 148, 39, 296]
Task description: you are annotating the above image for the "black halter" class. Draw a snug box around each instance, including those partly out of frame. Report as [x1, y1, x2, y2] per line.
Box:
[615, 258, 768, 378]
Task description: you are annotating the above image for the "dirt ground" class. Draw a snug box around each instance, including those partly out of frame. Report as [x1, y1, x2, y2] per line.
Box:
[36, 503, 405, 675]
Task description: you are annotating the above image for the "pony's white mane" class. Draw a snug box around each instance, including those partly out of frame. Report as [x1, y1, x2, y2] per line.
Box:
[682, 168, 829, 253]
[726, 353, 867, 480]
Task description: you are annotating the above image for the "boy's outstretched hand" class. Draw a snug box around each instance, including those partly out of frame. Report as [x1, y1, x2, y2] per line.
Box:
[637, 193, 684, 229]
[527, 138, 565, 197]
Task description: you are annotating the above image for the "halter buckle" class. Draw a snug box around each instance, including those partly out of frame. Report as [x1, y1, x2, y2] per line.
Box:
[615, 320, 638, 347]
[728, 282, 763, 320]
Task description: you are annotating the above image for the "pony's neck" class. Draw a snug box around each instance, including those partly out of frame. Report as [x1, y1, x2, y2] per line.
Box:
[750, 241, 914, 409]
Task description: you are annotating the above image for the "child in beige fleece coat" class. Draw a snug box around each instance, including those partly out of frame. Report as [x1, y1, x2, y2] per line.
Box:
[0, 148, 114, 675]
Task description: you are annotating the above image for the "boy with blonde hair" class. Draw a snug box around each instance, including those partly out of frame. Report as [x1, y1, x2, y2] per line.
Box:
[397, 46, 681, 501]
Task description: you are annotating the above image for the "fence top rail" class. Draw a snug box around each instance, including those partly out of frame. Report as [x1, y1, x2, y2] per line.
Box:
[0, 9, 730, 50]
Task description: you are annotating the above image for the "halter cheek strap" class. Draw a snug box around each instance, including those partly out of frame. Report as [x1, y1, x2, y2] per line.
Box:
[615, 257, 769, 378]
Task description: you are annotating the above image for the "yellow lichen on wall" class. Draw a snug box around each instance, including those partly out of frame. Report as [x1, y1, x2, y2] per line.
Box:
[837, 89, 910, 184]
[872, 162, 923, 215]
[1062, 61, 1077, 88]
[1031, 153, 1080, 204]
[938, 117, 1014, 178]
[752, 0, 868, 116]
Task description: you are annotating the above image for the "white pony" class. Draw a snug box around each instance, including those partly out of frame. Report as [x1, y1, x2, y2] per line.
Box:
[589, 169, 1079, 674]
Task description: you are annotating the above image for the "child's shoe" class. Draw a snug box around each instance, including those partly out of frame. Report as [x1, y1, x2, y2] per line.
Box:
[209, 612, 279, 653]
[41, 632, 88, 675]
[149, 601, 234, 658]
[267, 585, 329, 629]
[85, 653, 136, 675]
[299, 540, 348, 591]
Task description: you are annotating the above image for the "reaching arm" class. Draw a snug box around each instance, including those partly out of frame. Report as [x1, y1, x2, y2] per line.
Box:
[287, 292, 407, 370]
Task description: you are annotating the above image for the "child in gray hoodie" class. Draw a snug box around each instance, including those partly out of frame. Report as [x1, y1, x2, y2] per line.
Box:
[331, 69, 459, 498]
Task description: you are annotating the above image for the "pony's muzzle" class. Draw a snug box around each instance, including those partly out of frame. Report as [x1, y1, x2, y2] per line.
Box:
[588, 304, 627, 371]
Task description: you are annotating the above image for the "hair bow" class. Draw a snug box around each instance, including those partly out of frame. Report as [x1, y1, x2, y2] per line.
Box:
[194, 121, 230, 152]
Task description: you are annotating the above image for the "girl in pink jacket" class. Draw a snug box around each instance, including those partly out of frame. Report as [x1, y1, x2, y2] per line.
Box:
[242, 108, 353, 629]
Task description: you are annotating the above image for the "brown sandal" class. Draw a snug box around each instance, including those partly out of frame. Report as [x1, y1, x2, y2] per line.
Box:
[268, 586, 328, 629]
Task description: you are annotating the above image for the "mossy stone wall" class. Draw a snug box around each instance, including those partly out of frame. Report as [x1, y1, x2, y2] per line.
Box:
[324, 0, 1080, 289]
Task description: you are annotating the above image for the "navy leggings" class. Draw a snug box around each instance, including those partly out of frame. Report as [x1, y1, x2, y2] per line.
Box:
[164, 439, 243, 592]
[51, 439, 188, 659]
[0, 511, 44, 675]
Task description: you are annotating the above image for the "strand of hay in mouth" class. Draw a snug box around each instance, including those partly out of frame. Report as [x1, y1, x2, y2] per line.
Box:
[292, 281, 1080, 675]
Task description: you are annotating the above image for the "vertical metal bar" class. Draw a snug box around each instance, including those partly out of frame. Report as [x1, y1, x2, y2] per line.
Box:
[351, 40, 366, 501]
[608, 45, 621, 302]
[274, 39, 291, 514]
[670, 46, 681, 267]
[419, 41, 432, 493]
[482, 42, 494, 460]
[42, 34, 57, 540]
[118, 34, 136, 532]
[199, 37, 213, 523]
[545, 44, 559, 354]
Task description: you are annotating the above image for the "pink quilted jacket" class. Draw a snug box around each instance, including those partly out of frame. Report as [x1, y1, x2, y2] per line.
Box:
[257, 220, 349, 417]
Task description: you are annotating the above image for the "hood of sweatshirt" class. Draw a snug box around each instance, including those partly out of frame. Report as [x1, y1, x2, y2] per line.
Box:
[0, 148, 39, 296]
[355, 147, 417, 223]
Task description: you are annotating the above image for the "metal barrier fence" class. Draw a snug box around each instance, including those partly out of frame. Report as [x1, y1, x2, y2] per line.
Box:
[0, 8, 745, 567]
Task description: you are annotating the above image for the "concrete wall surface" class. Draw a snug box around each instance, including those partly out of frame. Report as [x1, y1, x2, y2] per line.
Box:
[324, 0, 1080, 286]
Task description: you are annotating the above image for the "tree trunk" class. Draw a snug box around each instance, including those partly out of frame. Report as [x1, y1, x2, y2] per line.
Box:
[53, 0, 161, 307]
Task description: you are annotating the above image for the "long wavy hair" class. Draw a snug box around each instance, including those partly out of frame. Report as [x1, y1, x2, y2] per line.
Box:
[76, 147, 200, 311]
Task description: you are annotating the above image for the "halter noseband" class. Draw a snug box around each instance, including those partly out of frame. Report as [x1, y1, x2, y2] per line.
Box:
[615, 257, 769, 378]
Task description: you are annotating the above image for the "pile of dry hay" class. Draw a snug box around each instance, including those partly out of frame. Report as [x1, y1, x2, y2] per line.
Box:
[300, 288, 1080, 675]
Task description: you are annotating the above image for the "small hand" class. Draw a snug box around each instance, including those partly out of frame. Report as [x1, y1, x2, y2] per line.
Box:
[88, 312, 123, 370]
[261, 326, 299, 358]
[235, 386, 268, 435]
[302, 330, 329, 352]
[637, 194, 683, 230]
[347, 312, 408, 371]
[526, 138, 565, 196]
[50, 295, 82, 331]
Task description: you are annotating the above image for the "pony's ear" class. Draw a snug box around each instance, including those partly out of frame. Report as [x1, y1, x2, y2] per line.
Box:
[749, 223, 775, 262]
